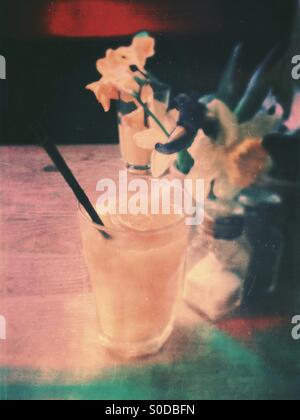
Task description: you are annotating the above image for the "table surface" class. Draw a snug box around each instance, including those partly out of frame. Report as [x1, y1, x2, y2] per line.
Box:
[0, 145, 299, 400]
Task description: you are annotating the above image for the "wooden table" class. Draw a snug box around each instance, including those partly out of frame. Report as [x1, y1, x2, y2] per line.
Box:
[0, 146, 299, 400]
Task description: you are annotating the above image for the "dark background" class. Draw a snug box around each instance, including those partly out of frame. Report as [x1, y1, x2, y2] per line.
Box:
[0, 0, 298, 145]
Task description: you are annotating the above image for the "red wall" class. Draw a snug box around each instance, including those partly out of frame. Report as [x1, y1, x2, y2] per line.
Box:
[5, 0, 221, 38]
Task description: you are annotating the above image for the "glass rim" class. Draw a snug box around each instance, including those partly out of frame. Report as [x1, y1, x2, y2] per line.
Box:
[78, 202, 188, 236]
[152, 80, 171, 93]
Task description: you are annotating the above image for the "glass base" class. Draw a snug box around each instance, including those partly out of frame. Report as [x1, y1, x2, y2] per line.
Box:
[126, 163, 151, 175]
[99, 323, 174, 359]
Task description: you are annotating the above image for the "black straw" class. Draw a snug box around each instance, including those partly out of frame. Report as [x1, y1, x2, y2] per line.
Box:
[43, 142, 110, 239]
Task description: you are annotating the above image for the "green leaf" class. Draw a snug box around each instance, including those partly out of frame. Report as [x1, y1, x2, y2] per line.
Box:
[216, 43, 243, 110]
[176, 150, 195, 175]
[235, 44, 283, 123]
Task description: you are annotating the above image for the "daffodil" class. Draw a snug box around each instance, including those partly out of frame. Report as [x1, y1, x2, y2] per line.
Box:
[130, 34, 155, 71]
[188, 99, 276, 200]
[97, 35, 155, 77]
[96, 48, 131, 79]
[226, 138, 270, 188]
[87, 70, 153, 112]
[86, 33, 155, 112]
[86, 79, 119, 112]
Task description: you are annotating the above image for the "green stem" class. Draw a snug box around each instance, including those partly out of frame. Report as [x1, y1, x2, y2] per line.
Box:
[135, 95, 194, 175]
[136, 97, 170, 137]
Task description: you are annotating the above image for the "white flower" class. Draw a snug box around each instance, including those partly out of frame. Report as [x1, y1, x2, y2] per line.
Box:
[188, 99, 275, 200]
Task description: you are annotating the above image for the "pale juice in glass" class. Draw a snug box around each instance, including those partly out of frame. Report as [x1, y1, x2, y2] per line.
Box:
[79, 196, 189, 358]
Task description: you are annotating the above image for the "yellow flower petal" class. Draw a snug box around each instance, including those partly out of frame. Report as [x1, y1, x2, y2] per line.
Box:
[120, 91, 134, 104]
[122, 108, 145, 131]
[151, 150, 174, 178]
[213, 175, 241, 201]
[115, 46, 132, 64]
[140, 84, 154, 104]
[132, 35, 155, 70]
[226, 138, 270, 188]
[208, 99, 239, 146]
[97, 48, 131, 78]
[86, 81, 100, 95]
[188, 158, 220, 200]
[86, 79, 118, 112]
[116, 74, 140, 94]
[89, 35, 156, 111]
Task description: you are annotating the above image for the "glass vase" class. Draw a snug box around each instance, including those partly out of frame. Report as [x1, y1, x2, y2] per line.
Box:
[117, 82, 170, 174]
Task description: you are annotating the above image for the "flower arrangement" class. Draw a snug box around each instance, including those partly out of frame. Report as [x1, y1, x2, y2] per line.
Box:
[153, 44, 298, 199]
[86, 32, 173, 173]
[86, 32, 155, 112]
[87, 33, 299, 199]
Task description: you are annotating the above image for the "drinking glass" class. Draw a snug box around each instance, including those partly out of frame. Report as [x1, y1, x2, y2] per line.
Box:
[79, 192, 189, 358]
[117, 82, 170, 174]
